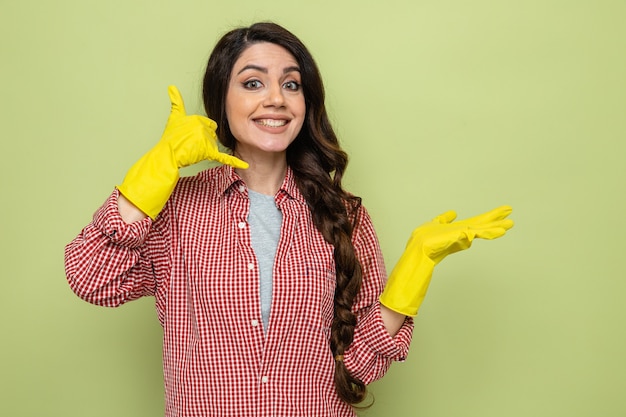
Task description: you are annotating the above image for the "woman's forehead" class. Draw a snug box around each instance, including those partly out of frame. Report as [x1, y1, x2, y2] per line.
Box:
[232, 42, 299, 72]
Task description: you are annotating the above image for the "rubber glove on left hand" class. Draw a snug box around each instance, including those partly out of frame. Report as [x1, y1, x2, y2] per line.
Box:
[379, 206, 514, 316]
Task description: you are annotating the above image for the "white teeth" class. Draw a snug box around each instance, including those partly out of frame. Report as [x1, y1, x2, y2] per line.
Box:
[256, 119, 287, 127]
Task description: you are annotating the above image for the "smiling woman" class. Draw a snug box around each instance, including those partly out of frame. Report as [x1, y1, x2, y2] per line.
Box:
[65, 22, 414, 417]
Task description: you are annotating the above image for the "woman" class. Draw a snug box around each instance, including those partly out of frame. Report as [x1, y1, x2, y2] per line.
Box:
[66, 22, 411, 416]
[65, 22, 513, 416]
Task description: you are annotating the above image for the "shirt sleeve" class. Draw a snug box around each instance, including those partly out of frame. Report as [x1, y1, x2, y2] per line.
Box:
[64, 189, 170, 309]
[343, 205, 414, 384]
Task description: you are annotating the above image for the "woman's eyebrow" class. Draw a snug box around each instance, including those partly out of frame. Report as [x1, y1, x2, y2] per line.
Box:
[283, 66, 301, 74]
[237, 64, 301, 75]
[237, 64, 266, 75]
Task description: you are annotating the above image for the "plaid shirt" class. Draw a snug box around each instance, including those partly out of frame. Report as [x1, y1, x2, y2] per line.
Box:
[65, 165, 413, 417]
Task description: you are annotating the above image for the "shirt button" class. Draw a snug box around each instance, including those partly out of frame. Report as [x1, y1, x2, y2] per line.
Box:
[261, 376, 268, 383]
[247, 263, 254, 270]
[238, 221, 246, 229]
[238, 185, 245, 193]
[251, 319, 259, 327]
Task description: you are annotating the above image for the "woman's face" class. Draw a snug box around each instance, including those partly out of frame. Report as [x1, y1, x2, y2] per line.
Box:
[225, 42, 306, 159]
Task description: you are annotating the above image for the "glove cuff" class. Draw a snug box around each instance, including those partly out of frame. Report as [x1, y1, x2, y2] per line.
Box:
[117, 145, 179, 219]
[379, 253, 436, 316]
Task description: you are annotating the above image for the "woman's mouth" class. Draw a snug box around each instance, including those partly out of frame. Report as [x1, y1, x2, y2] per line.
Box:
[255, 118, 288, 127]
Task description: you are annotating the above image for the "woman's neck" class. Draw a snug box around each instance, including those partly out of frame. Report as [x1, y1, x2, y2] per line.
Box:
[234, 153, 288, 196]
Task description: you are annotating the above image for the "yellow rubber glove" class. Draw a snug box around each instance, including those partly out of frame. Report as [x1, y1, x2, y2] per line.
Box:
[117, 85, 248, 219]
[380, 205, 514, 316]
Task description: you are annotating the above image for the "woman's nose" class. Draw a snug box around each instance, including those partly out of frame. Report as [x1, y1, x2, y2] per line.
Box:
[264, 84, 285, 107]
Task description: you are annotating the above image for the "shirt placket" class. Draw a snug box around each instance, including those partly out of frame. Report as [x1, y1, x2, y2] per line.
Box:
[231, 186, 274, 416]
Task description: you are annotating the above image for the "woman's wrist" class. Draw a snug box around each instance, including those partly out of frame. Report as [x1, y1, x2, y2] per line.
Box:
[379, 303, 407, 337]
[117, 193, 149, 224]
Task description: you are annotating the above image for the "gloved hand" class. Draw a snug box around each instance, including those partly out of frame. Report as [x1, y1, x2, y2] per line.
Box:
[117, 85, 248, 219]
[379, 206, 514, 316]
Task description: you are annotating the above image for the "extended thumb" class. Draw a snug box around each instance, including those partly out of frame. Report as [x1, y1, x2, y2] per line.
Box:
[167, 85, 187, 117]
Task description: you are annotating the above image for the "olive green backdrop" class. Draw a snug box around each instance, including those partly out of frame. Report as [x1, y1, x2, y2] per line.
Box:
[2, 0, 625, 416]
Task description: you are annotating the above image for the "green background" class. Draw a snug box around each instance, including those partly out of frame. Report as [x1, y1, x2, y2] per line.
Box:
[2, 0, 625, 416]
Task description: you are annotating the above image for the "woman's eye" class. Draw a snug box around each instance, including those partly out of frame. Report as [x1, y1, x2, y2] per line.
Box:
[283, 81, 301, 91]
[243, 80, 263, 89]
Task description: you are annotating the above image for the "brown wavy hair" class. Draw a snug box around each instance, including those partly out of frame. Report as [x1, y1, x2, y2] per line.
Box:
[202, 22, 368, 405]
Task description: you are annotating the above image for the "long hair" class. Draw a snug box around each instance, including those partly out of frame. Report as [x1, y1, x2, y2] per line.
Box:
[202, 22, 368, 405]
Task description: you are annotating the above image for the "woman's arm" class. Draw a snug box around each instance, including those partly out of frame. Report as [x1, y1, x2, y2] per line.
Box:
[65, 190, 166, 307]
[341, 206, 414, 385]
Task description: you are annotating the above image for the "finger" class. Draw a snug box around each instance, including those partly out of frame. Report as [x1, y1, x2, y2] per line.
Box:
[189, 117, 217, 139]
[488, 205, 513, 221]
[167, 85, 187, 117]
[426, 229, 474, 261]
[471, 219, 515, 239]
[197, 115, 218, 131]
[473, 228, 508, 240]
[459, 205, 513, 226]
[500, 218, 514, 230]
[213, 152, 250, 169]
[433, 210, 457, 224]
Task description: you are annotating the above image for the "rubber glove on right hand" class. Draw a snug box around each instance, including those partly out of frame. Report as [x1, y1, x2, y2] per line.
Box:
[379, 206, 514, 316]
[117, 85, 248, 219]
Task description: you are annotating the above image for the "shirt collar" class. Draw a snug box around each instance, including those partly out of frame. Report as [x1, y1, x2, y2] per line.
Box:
[214, 165, 307, 206]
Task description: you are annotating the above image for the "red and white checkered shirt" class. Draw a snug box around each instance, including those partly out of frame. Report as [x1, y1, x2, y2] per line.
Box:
[65, 165, 413, 417]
